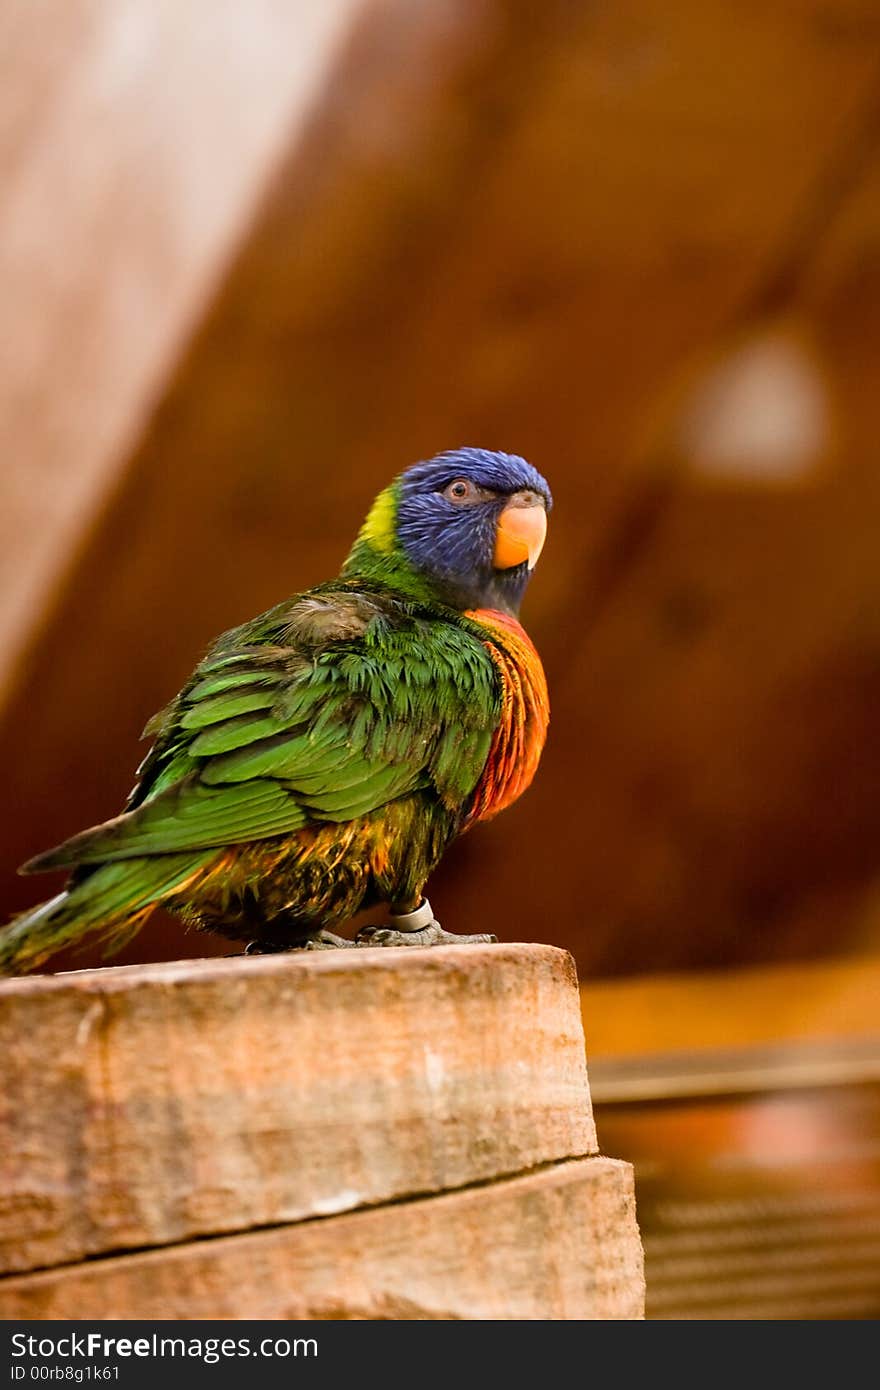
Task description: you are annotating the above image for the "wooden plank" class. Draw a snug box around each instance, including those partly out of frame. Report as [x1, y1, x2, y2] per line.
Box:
[0, 1158, 643, 1321]
[582, 955, 880, 1062]
[0, 944, 595, 1277]
[0, 0, 364, 709]
[582, 959, 880, 1320]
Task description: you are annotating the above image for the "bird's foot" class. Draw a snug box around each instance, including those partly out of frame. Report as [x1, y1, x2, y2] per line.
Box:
[300, 930, 357, 950]
[356, 923, 497, 948]
[245, 929, 355, 954]
[356, 897, 496, 949]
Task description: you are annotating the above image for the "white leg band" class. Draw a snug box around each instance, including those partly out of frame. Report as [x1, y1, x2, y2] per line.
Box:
[388, 898, 435, 932]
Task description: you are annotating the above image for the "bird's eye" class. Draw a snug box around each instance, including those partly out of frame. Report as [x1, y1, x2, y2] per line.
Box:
[443, 478, 476, 503]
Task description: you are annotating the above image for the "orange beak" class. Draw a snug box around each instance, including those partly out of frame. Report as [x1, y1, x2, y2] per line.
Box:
[493, 500, 547, 571]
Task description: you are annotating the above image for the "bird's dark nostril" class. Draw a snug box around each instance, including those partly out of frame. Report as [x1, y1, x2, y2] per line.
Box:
[508, 488, 544, 509]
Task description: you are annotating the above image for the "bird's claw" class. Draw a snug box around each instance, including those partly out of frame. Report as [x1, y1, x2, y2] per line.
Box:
[356, 922, 498, 948]
[300, 931, 357, 950]
[245, 929, 355, 954]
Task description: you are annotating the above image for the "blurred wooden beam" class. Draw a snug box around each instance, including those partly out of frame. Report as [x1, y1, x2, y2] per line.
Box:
[583, 955, 880, 1062]
[0, 0, 365, 708]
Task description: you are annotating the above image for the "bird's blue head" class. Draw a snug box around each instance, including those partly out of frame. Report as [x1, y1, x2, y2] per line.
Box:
[344, 447, 552, 615]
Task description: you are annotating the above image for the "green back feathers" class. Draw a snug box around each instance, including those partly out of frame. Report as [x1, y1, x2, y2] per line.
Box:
[25, 590, 501, 873]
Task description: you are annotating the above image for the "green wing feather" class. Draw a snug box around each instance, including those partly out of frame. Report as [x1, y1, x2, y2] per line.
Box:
[24, 590, 500, 872]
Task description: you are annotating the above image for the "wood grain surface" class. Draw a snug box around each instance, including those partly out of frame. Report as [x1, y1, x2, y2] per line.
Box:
[0, 1158, 642, 1321]
[0, 943, 595, 1277]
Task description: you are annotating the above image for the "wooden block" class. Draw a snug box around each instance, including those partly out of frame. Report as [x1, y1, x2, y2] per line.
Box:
[0, 944, 595, 1276]
[0, 1158, 643, 1321]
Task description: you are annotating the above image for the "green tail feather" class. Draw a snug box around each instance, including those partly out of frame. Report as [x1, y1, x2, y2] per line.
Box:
[0, 851, 210, 975]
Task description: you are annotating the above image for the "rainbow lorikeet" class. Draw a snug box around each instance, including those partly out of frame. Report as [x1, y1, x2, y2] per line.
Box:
[0, 448, 550, 973]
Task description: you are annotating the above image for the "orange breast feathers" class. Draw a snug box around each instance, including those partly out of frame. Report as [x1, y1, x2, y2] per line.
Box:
[464, 608, 550, 826]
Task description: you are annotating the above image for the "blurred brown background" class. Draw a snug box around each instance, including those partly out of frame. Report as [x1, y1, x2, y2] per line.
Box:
[4, 0, 880, 980]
